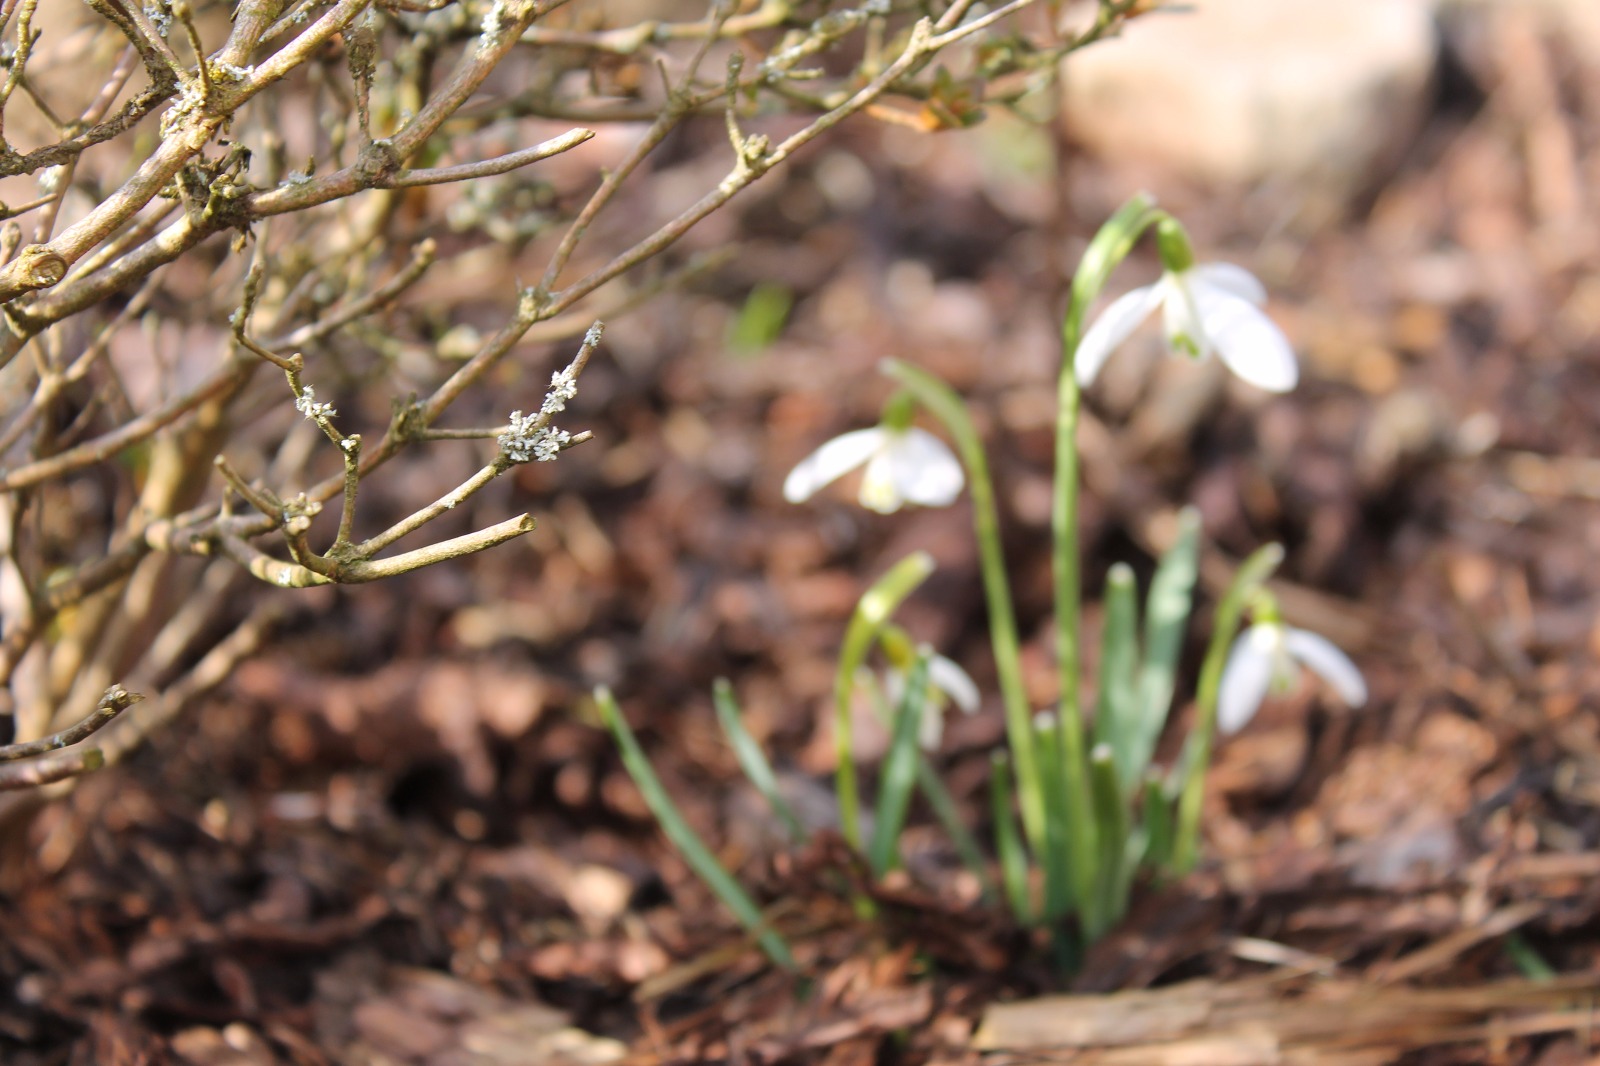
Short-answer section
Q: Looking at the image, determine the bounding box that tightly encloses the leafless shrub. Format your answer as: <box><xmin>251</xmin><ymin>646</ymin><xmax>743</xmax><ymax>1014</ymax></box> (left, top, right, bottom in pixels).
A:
<box><xmin>0</xmin><ymin>0</ymin><xmax>1144</xmax><ymax>801</ymax></box>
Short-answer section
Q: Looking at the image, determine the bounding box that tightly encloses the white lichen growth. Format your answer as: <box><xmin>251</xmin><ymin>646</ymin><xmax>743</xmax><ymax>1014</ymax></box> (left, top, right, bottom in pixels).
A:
<box><xmin>478</xmin><ymin>0</ymin><xmax>514</xmax><ymax>57</ymax></box>
<box><xmin>295</xmin><ymin>386</ymin><xmax>337</xmax><ymax>423</ymax></box>
<box><xmin>534</xmin><ymin>427</ymin><xmax>571</xmax><ymax>461</ymax></box>
<box><xmin>144</xmin><ymin>0</ymin><xmax>173</xmax><ymax>36</ymax></box>
<box><xmin>497</xmin><ymin>331</ymin><xmax>590</xmax><ymax>464</ymax></box>
<box><xmin>497</xmin><ymin>411</ymin><xmax>570</xmax><ymax>464</ymax></box>
<box><xmin>541</xmin><ymin>365</ymin><xmax>578</xmax><ymax>417</ymax></box>
<box><xmin>210</xmin><ymin>62</ymin><xmax>253</xmax><ymax>83</ymax></box>
<box><xmin>37</xmin><ymin>165</ymin><xmax>66</xmax><ymax>195</ymax></box>
<box><xmin>159</xmin><ymin>80</ymin><xmax>206</xmax><ymax>137</ymax></box>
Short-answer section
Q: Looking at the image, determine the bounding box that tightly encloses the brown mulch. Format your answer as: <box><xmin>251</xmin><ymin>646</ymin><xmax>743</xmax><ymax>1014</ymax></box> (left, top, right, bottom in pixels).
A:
<box><xmin>4</xmin><ymin>6</ymin><xmax>1600</xmax><ymax>1064</ymax></box>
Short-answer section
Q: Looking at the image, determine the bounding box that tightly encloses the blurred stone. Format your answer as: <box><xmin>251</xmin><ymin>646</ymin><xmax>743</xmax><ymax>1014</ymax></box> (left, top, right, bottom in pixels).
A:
<box><xmin>1445</xmin><ymin>0</ymin><xmax>1600</xmax><ymax>54</ymax></box>
<box><xmin>1063</xmin><ymin>0</ymin><xmax>1436</xmax><ymax>207</ymax></box>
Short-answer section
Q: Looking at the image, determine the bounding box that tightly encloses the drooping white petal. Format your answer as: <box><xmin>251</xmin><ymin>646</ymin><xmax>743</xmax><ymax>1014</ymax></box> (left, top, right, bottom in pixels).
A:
<box><xmin>858</xmin><ymin>447</ymin><xmax>906</xmax><ymax>513</ymax></box>
<box><xmin>918</xmin><ymin>696</ymin><xmax>944</xmax><ymax>751</ymax></box>
<box><xmin>1216</xmin><ymin>625</ymin><xmax>1279</xmax><ymax>734</ymax></box>
<box><xmin>783</xmin><ymin>427</ymin><xmax>887</xmax><ymax>504</ymax></box>
<box><xmin>1283</xmin><ymin>627</ymin><xmax>1367</xmax><ymax>707</ymax></box>
<box><xmin>879</xmin><ymin>427</ymin><xmax>964</xmax><ymax>509</ymax></box>
<box><xmin>1190</xmin><ymin>262</ymin><xmax>1267</xmax><ymax>306</ymax></box>
<box><xmin>1074</xmin><ymin>283</ymin><xmax>1162</xmax><ymax>385</ymax></box>
<box><xmin>928</xmin><ymin>653</ymin><xmax>980</xmax><ymax>714</ymax></box>
<box><xmin>879</xmin><ymin>664</ymin><xmax>944</xmax><ymax>750</ymax></box>
<box><xmin>1194</xmin><ymin>288</ymin><xmax>1299</xmax><ymax>392</ymax></box>
<box><xmin>1159</xmin><ymin>273</ymin><xmax>1207</xmax><ymax>358</ymax></box>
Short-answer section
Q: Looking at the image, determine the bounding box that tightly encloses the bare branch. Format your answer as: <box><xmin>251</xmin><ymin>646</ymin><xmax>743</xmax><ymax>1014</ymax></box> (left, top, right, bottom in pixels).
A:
<box><xmin>0</xmin><ymin>685</ymin><xmax>142</xmax><ymax>763</ymax></box>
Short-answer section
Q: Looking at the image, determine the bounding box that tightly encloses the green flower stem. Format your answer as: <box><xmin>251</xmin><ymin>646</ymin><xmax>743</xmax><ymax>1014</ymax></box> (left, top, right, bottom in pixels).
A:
<box><xmin>596</xmin><ymin>687</ymin><xmax>796</xmax><ymax>970</ymax></box>
<box><xmin>1054</xmin><ymin>193</ymin><xmax>1169</xmax><ymax>912</ymax></box>
<box><xmin>880</xmin><ymin>358</ymin><xmax>1045</xmax><ymax>858</ymax></box>
<box><xmin>833</xmin><ymin>551</ymin><xmax>936</xmax><ymax>852</ymax></box>
<box><xmin>1170</xmin><ymin>543</ymin><xmax>1283</xmax><ymax>873</ymax></box>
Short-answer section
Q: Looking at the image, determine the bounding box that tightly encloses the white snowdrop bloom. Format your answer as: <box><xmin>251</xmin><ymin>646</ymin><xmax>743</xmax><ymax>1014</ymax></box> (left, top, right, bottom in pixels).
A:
<box><xmin>783</xmin><ymin>426</ymin><xmax>963</xmax><ymax>514</ymax></box>
<box><xmin>1217</xmin><ymin>623</ymin><xmax>1367</xmax><ymax>735</ymax></box>
<box><xmin>884</xmin><ymin>652</ymin><xmax>981</xmax><ymax>750</ymax></box>
<box><xmin>1076</xmin><ymin>263</ymin><xmax>1298</xmax><ymax>393</ymax></box>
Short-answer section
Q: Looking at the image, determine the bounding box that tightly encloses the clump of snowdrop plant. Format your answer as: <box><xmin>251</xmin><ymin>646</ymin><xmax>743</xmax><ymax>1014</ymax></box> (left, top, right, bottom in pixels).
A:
<box><xmin>600</xmin><ymin>194</ymin><xmax>1366</xmax><ymax>967</ymax></box>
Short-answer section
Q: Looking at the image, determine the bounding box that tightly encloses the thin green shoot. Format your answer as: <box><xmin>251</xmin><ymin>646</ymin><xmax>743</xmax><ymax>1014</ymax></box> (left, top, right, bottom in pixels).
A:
<box><xmin>595</xmin><ymin>686</ymin><xmax>797</xmax><ymax>970</ymax></box>
<box><xmin>712</xmin><ymin>678</ymin><xmax>804</xmax><ymax>844</ymax></box>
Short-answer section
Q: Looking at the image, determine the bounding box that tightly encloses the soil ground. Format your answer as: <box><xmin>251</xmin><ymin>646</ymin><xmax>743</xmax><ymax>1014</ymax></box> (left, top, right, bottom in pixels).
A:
<box><xmin>3</xmin><ymin>8</ymin><xmax>1599</xmax><ymax>1064</ymax></box>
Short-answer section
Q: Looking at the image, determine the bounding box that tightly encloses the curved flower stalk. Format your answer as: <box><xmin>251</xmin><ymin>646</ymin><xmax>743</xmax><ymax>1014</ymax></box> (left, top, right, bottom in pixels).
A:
<box><xmin>1217</xmin><ymin>622</ymin><xmax>1367</xmax><ymax>735</ymax></box>
<box><xmin>1075</xmin><ymin>221</ymin><xmax>1299</xmax><ymax>393</ymax></box>
<box><xmin>783</xmin><ymin>424</ymin><xmax>964</xmax><ymax>514</ymax></box>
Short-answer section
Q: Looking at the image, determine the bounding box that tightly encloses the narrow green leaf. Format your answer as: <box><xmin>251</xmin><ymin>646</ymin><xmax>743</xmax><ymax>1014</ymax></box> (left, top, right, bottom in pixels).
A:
<box><xmin>1504</xmin><ymin>933</ymin><xmax>1557</xmax><ymax>982</ymax></box>
<box><xmin>862</xmin><ymin>674</ymin><xmax>996</xmax><ymax>902</ymax></box>
<box><xmin>1086</xmin><ymin>743</ymin><xmax>1129</xmax><ymax>939</ymax></box>
<box><xmin>1033</xmin><ymin>713</ymin><xmax>1072</xmax><ymax>922</ymax></box>
<box><xmin>1128</xmin><ymin>507</ymin><xmax>1202</xmax><ymax>786</ymax></box>
<box><xmin>1093</xmin><ymin>562</ymin><xmax>1141</xmax><ymax>783</ymax></box>
<box><xmin>990</xmin><ymin>752</ymin><xmax>1034</xmax><ymax>925</ymax></box>
<box><xmin>596</xmin><ymin>687</ymin><xmax>796</xmax><ymax>970</ymax></box>
<box><xmin>869</xmin><ymin>652</ymin><xmax>930</xmax><ymax>878</ymax></box>
<box><xmin>1141</xmin><ymin>770</ymin><xmax>1175</xmax><ymax>874</ymax></box>
<box><xmin>912</xmin><ymin>756</ymin><xmax>996</xmax><ymax>903</ymax></box>
<box><xmin>712</xmin><ymin>678</ymin><xmax>804</xmax><ymax>844</ymax></box>
<box><xmin>727</xmin><ymin>281</ymin><xmax>793</xmax><ymax>356</ymax></box>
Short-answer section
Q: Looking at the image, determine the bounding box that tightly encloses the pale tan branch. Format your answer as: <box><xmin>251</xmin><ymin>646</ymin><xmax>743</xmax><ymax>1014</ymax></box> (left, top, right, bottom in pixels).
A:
<box><xmin>247</xmin><ymin>128</ymin><xmax>594</xmax><ymax>216</ymax></box>
<box><xmin>0</xmin><ymin>359</ymin><xmax>246</xmax><ymax>492</ymax></box>
<box><xmin>391</xmin><ymin>130</ymin><xmax>597</xmax><ymax>187</ymax></box>
<box><xmin>0</xmin><ymin>685</ymin><xmax>142</xmax><ymax>763</ymax></box>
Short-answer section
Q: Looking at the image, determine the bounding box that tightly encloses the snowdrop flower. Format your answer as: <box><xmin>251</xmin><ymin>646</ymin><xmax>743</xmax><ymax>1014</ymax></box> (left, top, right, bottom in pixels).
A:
<box><xmin>1076</xmin><ymin>222</ymin><xmax>1297</xmax><ymax>393</ymax></box>
<box><xmin>1217</xmin><ymin>622</ymin><xmax>1367</xmax><ymax>735</ymax></box>
<box><xmin>883</xmin><ymin>652</ymin><xmax>980</xmax><ymax>750</ymax></box>
<box><xmin>783</xmin><ymin>425</ymin><xmax>963</xmax><ymax>514</ymax></box>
